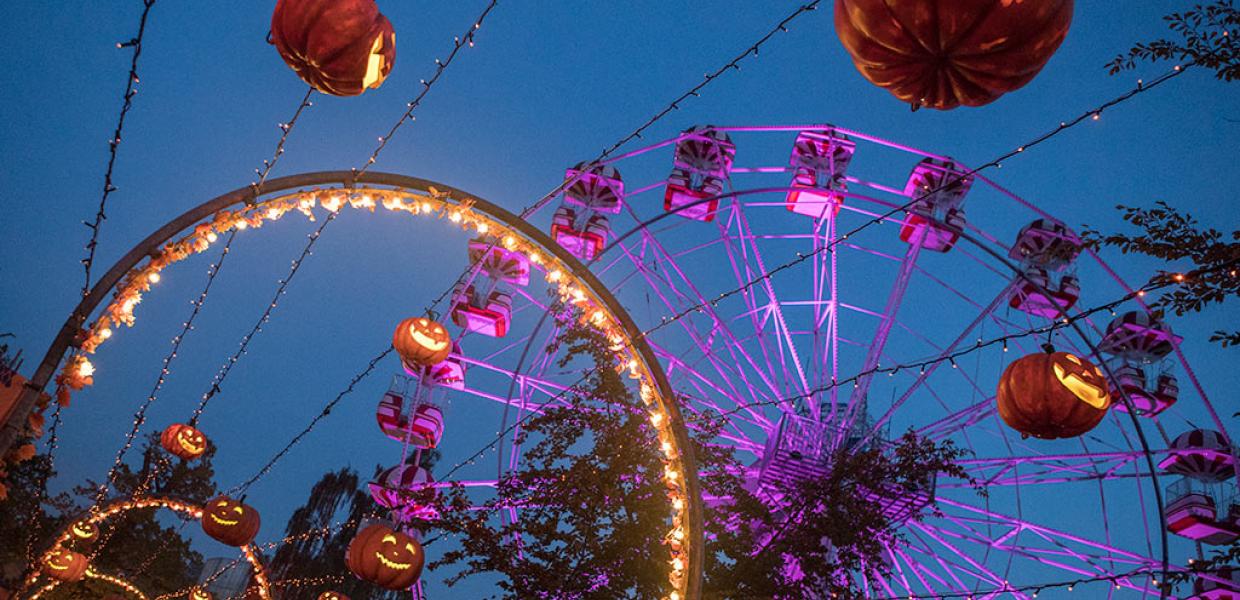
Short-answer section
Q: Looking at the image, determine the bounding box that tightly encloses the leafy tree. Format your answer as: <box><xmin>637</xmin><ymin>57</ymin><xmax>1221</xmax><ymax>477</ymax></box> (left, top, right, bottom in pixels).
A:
<box><xmin>1107</xmin><ymin>1</ymin><xmax>1239</xmax><ymax>81</ymax></box>
<box><xmin>428</xmin><ymin>321</ymin><xmax>974</xmax><ymax>599</ymax></box>
<box><xmin>1083</xmin><ymin>202</ymin><xmax>1240</xmax><ymax>347</ymax></box>
<box><xmin>0</xmin><ymin>442</ymin><xmax>74</xmax><ymax>592</ymax></box>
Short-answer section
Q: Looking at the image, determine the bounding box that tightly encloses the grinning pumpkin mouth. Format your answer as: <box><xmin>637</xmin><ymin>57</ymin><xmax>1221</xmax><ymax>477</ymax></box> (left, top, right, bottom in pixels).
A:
<box><xmin>46</xmin><ymin>559</ymin><xmax>70</xmax><ymax>571</ymax></box>
<box><xmin>72</xmin><ymin>524</ymin><xmax>94</xmax><ymax>538</ymax></box>
<box><xmin>362</xmin><ymin>34</ymin><xmax>387</xmax><ymax>89</ymax></box>
<box><xmin>1053</xmin><ymin>363</ymin><xmax>1109</xmax><ymax>409</ymax></box>
<box><xmin>375</xmin><ymin>552</ymin><xmax>412</xmax><ymax>570</ymax></box>
<box><xmin>210</xmin><ymin>514</ymin><xmax>240</xmax><ymax>526</ymax></box>
<box><xmin>409</xmin><ymin>326</ymin><xmax>448</xmax><ymax>351</ymax></box>
<box><xmin>178</xmin><ymin>435</ymin><xmax>204</xmax><ymax>453</ymax></box>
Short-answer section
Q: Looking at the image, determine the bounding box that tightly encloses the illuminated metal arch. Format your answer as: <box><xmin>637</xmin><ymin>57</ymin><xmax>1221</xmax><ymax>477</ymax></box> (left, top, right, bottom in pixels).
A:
<box><xmin>6</xmin><ymin>171</ymin><xmax>705</xmax><ymax>600</ymax></box>
<box><xmin>30</xmin><ymin>567</ymin><xmax>150</xmax><ymax>600</ymax></box>
<box><xmin>28</xmin><ymin>497</ymin><xmax>269</xmax><ymax>600</ymax></box>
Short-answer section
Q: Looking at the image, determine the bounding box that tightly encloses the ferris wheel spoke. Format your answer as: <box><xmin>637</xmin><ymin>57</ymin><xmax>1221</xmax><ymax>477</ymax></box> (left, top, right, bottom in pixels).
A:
<box><xmin>932</xmin><ymin>499</ymin><xmax>1165</xmax><ymax>576</ymax></box>
<box><xmin>901</xmin><ymin>528</ymin><xmax>992</xmax><ymax>595</ymax></box>
<box><xmin>614</xmin><ymin>229</ymin><xmax>791</xmax><ymax>410</ymax></box>
<box><xmin>904</xmin><ymin>520</ymin><xmax>1025</xmax><ymax>598</ymax></box>
<box><xmin>888</xmin><ymin>541</ymin><xmax>975</xmax><ymax>598</ymax></box>
<box><xmin>946</xmin><ymin>451</ymin><xmax>1162</xmax><ymax>488</ymax></box>
<box><xmin>724</xmin><ymin>201</ymin><xmax>812</xmax><ymax>400</ymax></box>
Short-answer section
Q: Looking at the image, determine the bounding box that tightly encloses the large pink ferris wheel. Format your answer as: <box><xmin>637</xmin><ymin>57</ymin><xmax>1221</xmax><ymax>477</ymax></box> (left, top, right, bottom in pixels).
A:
<box><xmin>516</xmin><ymin>123</ymin><xmax>1239</xmax><ymax>598</ymax></box>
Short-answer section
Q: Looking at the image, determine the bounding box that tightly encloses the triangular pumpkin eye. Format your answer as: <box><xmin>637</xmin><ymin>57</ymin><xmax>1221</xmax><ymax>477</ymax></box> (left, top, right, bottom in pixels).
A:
<box><xmin>1064</xmin><ymin>354</ymin><xmax>1081</xmax><ymax>365</ymax></box>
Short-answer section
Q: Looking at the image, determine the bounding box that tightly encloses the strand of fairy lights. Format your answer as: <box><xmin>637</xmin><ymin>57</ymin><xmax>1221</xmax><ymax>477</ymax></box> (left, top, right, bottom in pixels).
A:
<box><xmin>78</xmin><ymin>88</ymin><xmax>319</xmax><ymax>581</ymax></box>
<box><xmin>79</xmin><ymin>0</ymin><xmax>157</xmax><ymax>299</ymax></box>
<box><xmin>423</xmin><ymin>0</ymin><xmax>822</xmax><ymax>315</ymax></box>
<box><xmin>353</xmin><ymin>0</ymin><xmax>498</xmax><ymax>179</ymax></box>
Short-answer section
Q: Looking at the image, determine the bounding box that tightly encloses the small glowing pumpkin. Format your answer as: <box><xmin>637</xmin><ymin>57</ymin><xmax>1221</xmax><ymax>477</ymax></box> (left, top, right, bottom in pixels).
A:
<box><xmin>345</xmin><ymin>524</ymin><xmax>425</xmax><ymax>590</ymax></box>
<box><xmin>190</xmin><ymin>587</ymin><xmax>215</xmax><ymax>600</ymax></box>
<box><xmin>318</xmin><ymin>592</ymin><xmax>349</xmax><ymax>600</ymax></box>
<box><xmin>160</xmin><ymin>423</ymin><xmax>208</xmax><ymax>460</ymax></box>
<box><xmin>997</xmin><ymin>351</ymin><xmax>1110</xmax><ymax>439</ymax></box>
<box><xmin>393</xmin><ymin>318</ymin><xmax>452</xmax><ymax>368</ymax></box>
<box><xmin>271</xmin><ymin>0</ymin><xmax>397</xmax><ymax>97</ymax></box>
<box><xmin>201</xmin><ymin>496</ymin><xmax>261</xmax><ymax>547</ymax></box>
<box><xmin>70</xmin><ymin>519</ymin><xmax>99</xmax><ymax>546</ymax></box>
<box><xmin>43</xmin><ymin>547</ymin><xmax>88</xmax><ymax>582</ymax></box>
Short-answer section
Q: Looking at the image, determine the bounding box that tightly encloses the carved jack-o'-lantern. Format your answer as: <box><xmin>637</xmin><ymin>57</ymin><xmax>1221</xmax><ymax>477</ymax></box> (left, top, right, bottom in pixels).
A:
<box><xmin>160</xmin><ymin>423</ymin><xmax>208</xmax><ymax>460</ymax></box>
<box><xmin>70</xmin><ymin>519</ymin><xmax>99</xmax><ymax>546</ymax></box>
<box><xmin>345</xmin><ymin>524</ymin><xmax>425</xmax><ymax>590</ymax></box>
<box><xmin>201</xmin><ymin>496</ymin><xmax>261</xmax><ymax>547</ymax></box>
<box><xmin>393</xmin><ymin>318</ymin><xmax>453</xmax><ymax>368</ymax></box>
<box><xmin>318</xmin><ymin>592</ymin><xmax>349</xmax><ymax>600</ymax></box>
<box><xmin>43</xmin><ymin>547</ymin><xmax>88</xmax><ymax>582</ymax></box>
<box><xmin>997</xmin><ymin>351</ymin><xmax>1111</xmax><ymax>440</ymax></box>
<box><xmin>191</xmin><ymin>587</ymin><xmax>215</xmax><ymax>600</ymax></box>
<box><xmin>270</xmin><ymin>0</ymin><xmax>397</xmax><ymax>97</ymax></box>
<box><xmin>835</xmin><ymin>0</ymin><xmax>1074</xmax><ymax>110</ymax></box>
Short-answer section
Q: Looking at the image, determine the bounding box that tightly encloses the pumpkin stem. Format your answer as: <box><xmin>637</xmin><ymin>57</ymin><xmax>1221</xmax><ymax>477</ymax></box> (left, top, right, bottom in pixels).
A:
<box><xmin>1041</xmin><ymin>342</ymin><xmax>1056</xmax><ymax>354</ymax></box>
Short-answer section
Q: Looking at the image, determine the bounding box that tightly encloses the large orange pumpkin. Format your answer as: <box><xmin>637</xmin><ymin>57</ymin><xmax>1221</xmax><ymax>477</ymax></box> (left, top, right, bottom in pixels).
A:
<box><xmin>201</xmin><ymin>496</ymin><xmax>262</xmax><ymax>547</ymax></box>
<box><xmin>160</xmin><ymin>422</ymin><xmax>208</xmax><ymax>460</ymax></box>
<box><xmin>43</xmin><ymin>548</ymin><xmax>88</xmax><ymax>582</ymax></box>
<box><xmin>270</xmin><ymin>0</ymin><xmax>397</xmax><ymax>97</ymax></box>
<box><xmin>393</xmin><ymin>317</ymin><xmax>453</xmax><ymax>368</ymax></box>
<box><xmin>997</xmin><ymin>351</ymin><xmax>1110</xmax><ymax>439</ymax></box>
<box><xmin>835</xmin><ymin>0</ymin><xmax>1074</xmax><ymax>110</ymax></box>
<box><xmin>345</xmin><ymin>523</ymin><xmax>425</xmax><ymax>590</ymax></box>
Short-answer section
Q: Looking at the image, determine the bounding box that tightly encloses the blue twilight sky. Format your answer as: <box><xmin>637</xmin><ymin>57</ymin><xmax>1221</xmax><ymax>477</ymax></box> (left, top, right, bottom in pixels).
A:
<box><xmin>1</xmin><ymin>2</ymin><xmax>1238</xmax><ymax>598</ymax></box>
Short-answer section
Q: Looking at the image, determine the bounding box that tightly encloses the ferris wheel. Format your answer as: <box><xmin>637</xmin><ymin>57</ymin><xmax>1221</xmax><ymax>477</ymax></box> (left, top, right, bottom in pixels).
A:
<box><xmin>517</xmin><ymin>123</ymin><xmax>1239</xmax><ymax>598</ymax></box>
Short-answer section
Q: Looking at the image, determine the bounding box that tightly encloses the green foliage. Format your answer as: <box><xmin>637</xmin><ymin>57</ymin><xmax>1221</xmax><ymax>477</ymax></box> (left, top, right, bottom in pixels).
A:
<box><xmin>0</xmin><ymin>442</ymin><xmax>73</xmax><ymax>590</ymax></box>
<box><xmin>1083</xmin><ymin>201</ymin><xmax>1240</xmax><ymax>347</ymax></box>
<box><xmin>427</xmin><ymin>321</ymin><xmax>976</xmax><ymax>599</ymax></box>
<box><xmin>1107</xmin><ymin>1</ymin><xmax>1240</xmax><ymax>81</ymax></box>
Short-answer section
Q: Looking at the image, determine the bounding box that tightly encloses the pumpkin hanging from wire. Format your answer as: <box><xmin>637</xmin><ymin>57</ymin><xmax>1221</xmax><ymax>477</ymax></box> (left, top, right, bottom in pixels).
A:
<box><xmin>996</xmin><ymin>350</ymin><xmax>1110</xmax><ymax>440</ymax></box>
<box><xmin>393</xmin><ymin>317</ymin><xmax>453</xmax><ymax>368</ymax></box>
<box><xmin>834</xmin><ymin>0</ymin><xmax>1074</xmax><ymax>110</ymax></box>
<box><xmin>270</xmin><ymin>0</ymin><xmax>397</xmax><ymax>97</ymax></box>
<box><xmin>160</xmin><ymin>422</ymin><xmax>208</xmax><ymax>460</ymax></box>
<box><xmin>201</xmin><ymin>496</ymin><xmax>262</xmax><ymax>547</ymax></box>
<box><xmin>345</xmin><ymin>523</ymin><xmax>425</xmax><ymax>590</ymax></box>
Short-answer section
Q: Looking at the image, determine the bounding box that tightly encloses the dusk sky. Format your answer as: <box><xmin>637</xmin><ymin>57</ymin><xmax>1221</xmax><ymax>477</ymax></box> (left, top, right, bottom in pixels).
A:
<box><xmin>1</xmin><ymin>2</ymin><xmax>1238</xmax><ymax>598</ymax></box>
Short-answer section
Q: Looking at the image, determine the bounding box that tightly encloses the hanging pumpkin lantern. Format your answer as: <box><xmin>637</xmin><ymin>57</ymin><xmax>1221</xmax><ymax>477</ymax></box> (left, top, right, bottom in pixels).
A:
<box><xmin>43</xmin><ymin>548</ymin><xmax>88</xmax><ymax>582</ymax></box>
<box><xmin>190</xmin><ymin>588</ymin><xmax>215</xmax><ymax>600</ymax></box>
<box><xmin>393</xmin><ymin>317</ymin><xmax>453</xmax><ymax>368</ymax></box>
<box><xmin>160</xmin><ymin>423</ymin><xmax>208</xmax><ymax>460</ymax></box>
<box><xmin>345</xmin><ymin>523</ymin><xmax>425</xmax><ymax>590</ymax></box>
<box><xmin>318</xmin><ymin>592</ymin><xmax>350</xmax><ymax>600</ymax></box>
<box><xmin>201</xmin><ymin>496</ymin><xmax>261</xmax><ymax>547</ymax></box>
<box><xmin>835</xmin><ymin>0</ymin><xmax>1074</xmax><ymax>110</ymax></box>
<box><xmin>997</xmin><ymin>351</ymin><xmax>1110</xmax><ymax>439</ymax></box>
<box><xmin>270</xmin><ymin>0</ymin><xmax>397</xmax><ymax>97</ymax></box>
<box><xmin>69</xmin><ymin>519</ymin><xmax>99</xmax><ymax>547</ymax></box>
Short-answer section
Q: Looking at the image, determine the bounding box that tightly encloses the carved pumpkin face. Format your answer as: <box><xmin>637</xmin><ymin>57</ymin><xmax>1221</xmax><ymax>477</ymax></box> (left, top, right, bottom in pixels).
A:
<box><xmin>44</xmin><ymin>548</ymin><xmax>88</xmax><ymax>582</ymax></box>
<box><xmin>1051</xmin><ymin>353</ymin><xmax>1110</xmax><ymax>409</ymax></box>
<box><xmin>270</xmin><ymin>0</ymin><xmax>397</xmax><ymax>97</ymax></box>
<box><xmin>201</xmin><ymin>496</ymin><xmax>261</xmax><ymax>547</ymax></box>
<box><xmin>997</xmin><ymin>351</ymin><xmax>1110</xmax><ymax>440</ymax></box>
<box><xmin>318</xmin><ymin>592</ymin><xmax>349</xmax><ymax>600</ymax></box>
<box><xmin>70</xmin><ymin>519</ymin><xmax>99</xmax><ymax>545</ymax></box>
<box><xmin>345</xmin><ymin>524</ymin><xmax>425</xmax><ymax>590</ymax></box>
<box><xmin>191</xmin><ymin>587</ymin><xmax>214</xmax><ymax>600</ymax></box>
<box><xmin>393</xmin><ymin>317</ymin><xmax>453</xmax><ymax>368</ymax></box>
<box><xmin>160</xmin><ymin>423</ymin><xmax>208</xmax><ymax>460</ymax></box>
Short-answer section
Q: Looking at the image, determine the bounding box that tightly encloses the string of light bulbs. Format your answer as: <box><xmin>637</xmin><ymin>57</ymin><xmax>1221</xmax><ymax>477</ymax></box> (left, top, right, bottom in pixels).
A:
<box><xmin>423</xmin><ymin>0</ymin><xmax>823</xmax><ymax>316</ymax></box>
<box><xmin>79</xmin><ymin>0</ymin><xmax>158</xmax><ymax>300</ymax></box>
<box><xmin>352</xmin><ymin>0</ymin><xmax>499</xmax><ymax>180</ymax></box>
